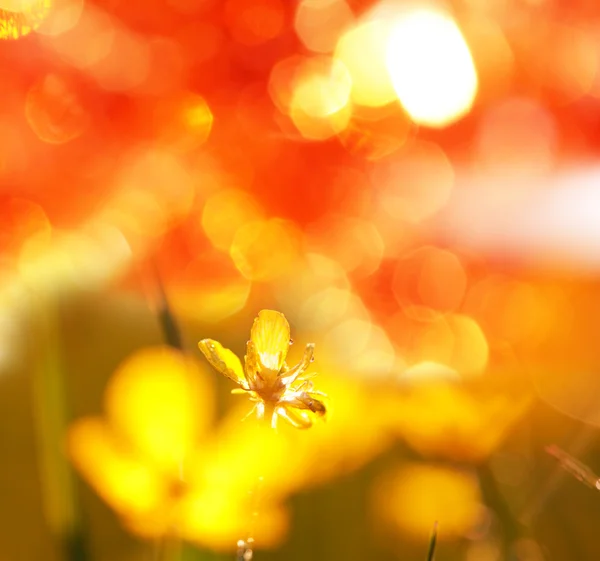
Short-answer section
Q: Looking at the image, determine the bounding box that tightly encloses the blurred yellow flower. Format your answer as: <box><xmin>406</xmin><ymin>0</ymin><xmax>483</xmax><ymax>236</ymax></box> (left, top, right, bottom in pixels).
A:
<box><xmin>384</xmin><ymin>363</ymin><xmax>530</xmax><ymax>461</ymax></box>
<box><xmin>68</xmin><ymin>346</ymin><xmax>288</xmax><ymax>550</ymax></box>
<box><xmin>199</xmin><ymin>310</ymin><xmax>327</xmax><ymax>429</ymax></box>
<box><xmin>372</xmin><ymin>463</ymin><xmax>483</xmax><ymax>540</ymax></box>
<box><xmin>277</xmin><ymin>375</ymin><xmax>393</xmax><ymax>487</ymax></box>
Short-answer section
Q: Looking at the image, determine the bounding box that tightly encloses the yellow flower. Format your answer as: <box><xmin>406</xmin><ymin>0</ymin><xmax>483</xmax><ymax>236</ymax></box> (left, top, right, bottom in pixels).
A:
<box><xmin>382</xmin><ymin>362</ymin><xmax>531</xmax><ymax>461</ymax></box>
<box><xmin>198</xmin><ymin>309</ymin><xmax>326</xmax><ymax>429</ymax></box>
<box><xmin>372</xmin><ymin>463</ymin><xmax>484</xmax><ymax>540</ymax></box>
<box><xmin>68</xmin><ymin>346</ymin><xmax>288</xmax><ymax>550</ymax></box>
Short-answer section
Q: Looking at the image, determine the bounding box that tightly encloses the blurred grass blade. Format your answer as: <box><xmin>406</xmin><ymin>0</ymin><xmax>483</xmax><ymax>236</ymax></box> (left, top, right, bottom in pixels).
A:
<box><xmin>141</xmin><ymin>261</ymin><xmax>183</xmax><ymax>351</ymax></box>
<box><xmin>157</xmin><ymin>293</ymin><xmax>183</xmax><ymax>351</ymax></box>
<box><xmin>426</xmin><ymin>521</ymin><xmax>438</xmax><ymax>561</ymax></box>
<box><xmin>546</xmin><ymin>444</ymin><xmax>600</xmax><ymax>490</ymax></box>
<box><xmin>154</xmin><ymin>264</ymin><xmax>183</xmax><ymax>350</ymax></box>
<box><xmin>521</xmin><ymin>427</ymin><xmax>596</xmax><ymax>524</ymax></box>
<box><xmin>32</xmin><ymin>298</ymin><xmax>88</xmax><ymax>561</ymax></box>
<box><xmin>144</xmin><ymin>265</ymin><xmax>185</xmax><ymax>561</ymax></box>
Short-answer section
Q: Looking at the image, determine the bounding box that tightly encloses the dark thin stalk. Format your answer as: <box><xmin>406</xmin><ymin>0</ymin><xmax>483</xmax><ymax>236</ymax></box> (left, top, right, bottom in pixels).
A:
<box><xmin>477</xmin><ymin>463</ymin><xmax>522</xmax><ymax>552</ymax></box>
<box><xmin>426</xmin><ymin>521</ymin><xmax>438</xmax><ymax>561</ymax></box>
<box><xmin>144</xmin><ymin>264</ymin><xmax>258</xmax><ymax>561</ymax></box>
<box><xmin>545</xmin><ymin>444</ymin><xmax>600</xmax><ymax>490</ymax></box>
<box><xmin>521</xmin><ymin>426</ymin><xmax>597</xmax><ymax>525</ymax></box>
<box><xmin>143</xmin><ymin>263</ymin><xmax>188</xmax><ymax>561</ymax></box>
<box><xmin>151</xmin><ymin>262</ymin><xmax>184</xmax><ymax>351</ymax></box>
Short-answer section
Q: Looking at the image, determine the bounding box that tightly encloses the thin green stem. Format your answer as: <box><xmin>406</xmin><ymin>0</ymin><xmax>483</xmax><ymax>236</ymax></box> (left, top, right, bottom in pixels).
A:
<box><xmin>426</xmin><ymin>521</ymin><xmax>438</xmax><ymax>561</ymax></box>
<box><xmin>521</xmin><ymin>425</ymin><xmax>597</xmax><ymax>525</ymax></box>
<box><xmin>143</xmin><ymin>263</ymin><xmax>187</xmax><ymax>561</ymax></box>
<box><xmin>154</xmin><ymin>535</ymin><xmax>185</xmax><ymax>561</ymax></box>
<box><xmin>150</xmin><ymin>262</ymin><xmax>184</xmax><ymax>351</ymax></box>
<box><xmin>477</xmin><ymin>462</ymin><xmax>522</xmax><ymax>556</ymax></box>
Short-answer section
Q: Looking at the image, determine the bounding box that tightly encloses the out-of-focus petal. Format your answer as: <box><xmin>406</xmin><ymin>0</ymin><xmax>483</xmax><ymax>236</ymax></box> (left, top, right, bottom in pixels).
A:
<box><xmin>386</xmin><ymin>383</ymin><xmax>530</xmax><ymax>461</ymax></box>
<box><xmin>372</xmin><ymin>463</ymin><xmax>483</xmax><ymax>539</ymax></box>
<box><xmin>104</xmin><ymin>346</ymin><xmax>214</xmax><ymax>474</ymax></box>
<box><xmin>276</xmin><ymin>377</ymin><xmax>393</xmax><ymax>487</ymax></box>
<box><xmin>68</xmin><ymin>418</ymin><xmax>168</xmax><ymax>518</ymax></box>
<box><xmin>244</xmin><ymin>340</ymin><xmax>261</xmax><ymax>385</ymax></box>
<box><xmin>285</xmin><ymin>343</ymin><xmax>314</xmax><ymax>374</ymax></box>
<box><xmin>180</xmin><ymin>490</ymin><xmax>289</xmax><ymax>551</ymax></box>
<box><xmin>250</xmin><ymin>310</ymin><xmax>291</xmax><ymax>373</ymax></box>
<box><xmin>198</xmin><ymin>339</ymin><xmax>246</xmax><ymax>387</ymax></box>
<box><xmin>277</xmin><ymin>405</ymin><xmax>313</xmax><ymax>429</ymax></box>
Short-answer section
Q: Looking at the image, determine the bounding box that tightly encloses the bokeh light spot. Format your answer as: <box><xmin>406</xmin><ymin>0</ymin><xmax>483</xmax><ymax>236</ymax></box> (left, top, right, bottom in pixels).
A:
<box><xmin>178</xmin><ymin>94</ymin><xmax>213</xmax><ymax>147</ymax></box>
<box><xmin>299</xmin><ymin>286</ymin><xmax>352</xmax><ymax>330</ymax></box>
<box><xmin>401</xmin><ymin>361</ymin><xmax>460</xmax><ymax>384</ymax></box>
<box><xmin>268</xmin><ymin>55</ymin><xmax>305</xmax><ymax>114</ymax></box>
<box><xmin>446</xmin><ymin>314</ymin><xmax>488</xmax><ymax>376</ymax></box>
<box><xmin>461</xmin><ymin>15</ymin><xmax>513</xmax><ymax>102</ymax></box>
<box><xmin>306</xmin><ymin>214</ymin><xmax>384</xmax><ymax>277</ymax></box>
<box><xmin>402</xmin><ymin>312</ymin><xmax>455</xmax><ymax>367</ymax></box>
<box><xmin>386</xmin><ymin>8</ymin><xmax>478</xmax><ymax>127</ymax></box>
<box><xmin>102</xmin><ymin>149</ymin><xmax>195</xmax><ymax>250</ymax></box>
<box><xmin>350</xmin><ymin>323</ymin><xmax>396</xmax><ymax>377</ymax></box>
<box><xmin>166</xmin><ymin>251</ymin><xmax>251</xmax><ymax>324</ymax></box>
<box><xmin>88</xmin><ymin>27</ymin><xmax>151</xmax><ymax>92</ymax></box>
<box><xmin>274</xmin><ymin>252</ymin><xmax>351</xmax><ymax>325</ymax></box>
<box><xmin>464</xmin><ymin>276</ymin><xmax>551</xmax><ymax>345</ymax></box>
<box><xmin>387</xmin><ymin>310</ymin><xmax>487</xmax><ymax>377</ymax></box>
<box><xmin>289</xmin><ymin>56</ymin><xmax>353</xmax><ymax>140</ymax></box>
<box><xmin>295</xmin><ymin>0</ymin><xmax>354</xmax><ymax>54</ymax></box>
<box><xmin>335</xmin><ymin>18</ymin><xmax>397</xmax><ymax>107</ymax></box>
<box><xmin>175</xmin><ymin>20</ymin><xmax>223</xmax><ymax>65</ymax></box>
<box><xmin>392</xmin><ymin>246</ymin><xmax>467</xmax><ymax>312</ymax></box>
<box><xmin>372</xmin><ymin>140</ymin><xmax>454</xmax><ymax>223</ymax></box>
<box><xmin>225</xmin><ymin>0</ymin><xmax>285</xmax><ymax>46</ymax></box>
<box><xmin>0</xmin><ymin>198</ymin><xmax>52</xmax><ymax>269</ymax></box>
<box><xmin>230</xmin><ymin>218</ymin><xmax>301</xmax><ymax>281</ymax></box>
<box><xmin>373</xmin><ymin>463</ymin><xmax>483</xmax><ymax>539</ymax></box>
<box><xmin>532</xmin><ymin>23</ymin><xmax>599</xmax><ymax>103</ymax></box>
<box><xmin>339</xmin><ymin>105</ymin><xmax>412</xmax><ymax>160</ymax></box>
<box><xmin>465</xmin><ymin>541</ymin><xmax>502</xmax><ymax>561</ymax></box>
<box><xmin>35</xmin><ymin>0</ymin><xmax>83</xmax><ymax>36</ymax></box>
<box><xmin>155</xmin><ymin>93</ymin><xmax>213</xmax><ymax>152</ymax></box>
<box><xmin>45</xmin><ymin>4</ymin><xmax>115</xmax><ymax>69</ymax></box>
<box><xmin>202</xmin><ymin>188</ymin><xmax>264</xmax><ymax>252</ymax></box>
<box><xmin>25</xmin><ymin>73</ymin><xmax>89</xmax><ymax>144</ymax></box>
<box><xmin>476</xmin><ymin>97</ymin><xmax>557</xmax><ymax>177</ymax></box>
<box><xmin>324</xmin><ymin>317</ymin><xmax>373</xmax><ymax>363</ymax></box>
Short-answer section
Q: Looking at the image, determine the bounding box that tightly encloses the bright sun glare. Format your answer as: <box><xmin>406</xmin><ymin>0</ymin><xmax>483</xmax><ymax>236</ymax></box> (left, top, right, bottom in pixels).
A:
<box><xmin>386</xmin><ymin>9</ymin><xmax>478</xmax><ymax>128</ymax></box>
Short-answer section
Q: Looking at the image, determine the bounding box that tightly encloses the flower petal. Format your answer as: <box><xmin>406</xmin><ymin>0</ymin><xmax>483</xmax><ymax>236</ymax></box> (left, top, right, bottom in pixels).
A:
<box><xmin>180</xmin><ymin>490</ymin><xmax>289</xmax><ymax>550</ymax></box>
<box><xmin>105</xmin><ymin>346</ymin><xmax>213</xmax><ymax>472</ymax></box>
<box><xmin>198</xmin><ymin>339</ymin><xmax>246</xmax><ymax>387</ymax></box>
<box><xmin>250</xmin><ymin>310</ymin><xmax>291</xmax><ymax>372</ymax></box>
<box><xmin>276</xmin><ymin>405</ymin><xmax>313</xmax><ymax>429</ymax></box>
<box><xmin>280</xmin><ymin>391</ymin><xmax>327</xmax><ymax>416</ymax></box>
<box><xmin>244</xmin><ymin>340</ymin><xmax>261</xmax><ymax>384</ymax></box>
<box><xmin>281</xmin><ymin>343</ymin><xmax>315</xmax><ymax>383</ymax></box>
<box><xmin>68</xmin><ymin>418</ymin><xmax>168</xmax><ymax>518</ymax></box>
